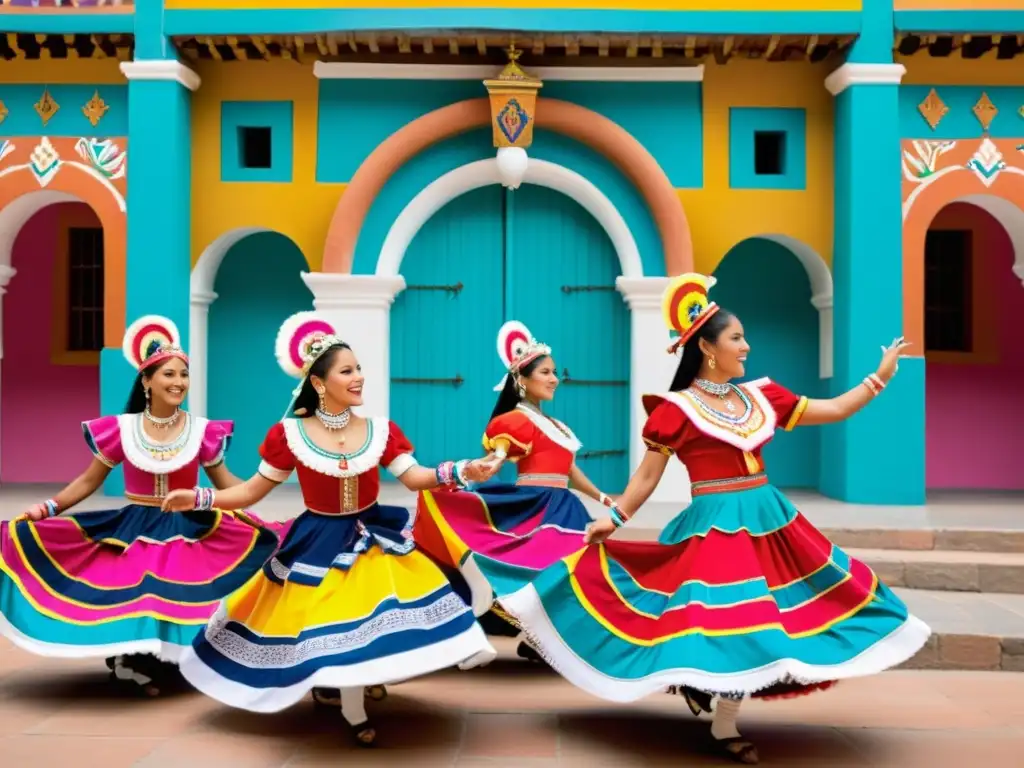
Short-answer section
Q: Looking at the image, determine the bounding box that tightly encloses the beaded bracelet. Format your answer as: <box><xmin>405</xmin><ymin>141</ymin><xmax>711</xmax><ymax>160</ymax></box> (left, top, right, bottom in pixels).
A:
<box><xmin>43</xmin><ymin>499</ymin><xmax>59</xmax><ymax>518</ymax></box>
<box><xmin>862</xmin><ymin>373</ymin><xmax>886</xmax><ymax>396</ymax></box>
<box><xmin>453</xmin><ymin>460</ymin><xmax>470</xmax><ymax>489</ymax></box>
<box><xmin>193</xmin><ymin>486</ymin><xmax>215</xmax><ymax>511</ymax></box>
<box><xmin>609</xmin><ymin>504</ymin><xmax>627</xmax><ymax>529</ymax></box>
<box><xmin>435</xmin><ymin>460</ymin><xmax>455</xmax><ymax>487</ymax></box>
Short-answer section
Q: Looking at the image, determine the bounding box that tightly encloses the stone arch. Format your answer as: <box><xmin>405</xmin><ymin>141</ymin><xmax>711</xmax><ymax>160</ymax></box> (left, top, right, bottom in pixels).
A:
<box><xmin>377</xmin><ymin>158</ymin><xmax>643</xmax><ymax>279</ymax></box>
<box><xmin>322</xmin><ymin>97</ymin><xmax>691</xmax><ymax>276</ymax></box>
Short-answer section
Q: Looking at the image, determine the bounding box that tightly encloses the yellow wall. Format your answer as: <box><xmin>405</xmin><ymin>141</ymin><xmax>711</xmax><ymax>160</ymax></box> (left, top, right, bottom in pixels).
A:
<box><xmin>0</xmin><ymin>58</ymin><xmax>126</xmax><ymax>85</ymax></box>
<box><xmin>900</xmin><ymin>55</ymin><xmax>1024</xmax><ymax>86</ymax></box>
<box><xmin>190</xmin><ymin>60</ymin><xmax>343</xmax><ymax>271</ymax></box>
<box><xmin>683</xmin><ymin>58</ymin><xmax>835</xmax><ymax>274</ymax></box>
<box><xmin>168</xmin><ymin>0</ymin><xmax>859</xmax><ymax>10</ymax></box>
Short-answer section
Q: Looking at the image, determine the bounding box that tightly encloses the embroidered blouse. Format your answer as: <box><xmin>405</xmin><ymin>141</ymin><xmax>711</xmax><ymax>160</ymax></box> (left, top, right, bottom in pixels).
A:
<box><xmin>641</xmin><ymin>378</ymin><xmax>808</xmax><ymax>482</ymax></box>
<box><xmin>481</xmin><ymin>404</ymin><xmax>581</xmax><ymax>482</ymax></box>
<box><xmin>257</xmin><ymin>418</ymin><xmax>416</xmax><ymax>514</ymax></box>
<box><xmin>82</xmin><ymin>413</ymin><xmax>233</xmax><ymax>502</ymax></box>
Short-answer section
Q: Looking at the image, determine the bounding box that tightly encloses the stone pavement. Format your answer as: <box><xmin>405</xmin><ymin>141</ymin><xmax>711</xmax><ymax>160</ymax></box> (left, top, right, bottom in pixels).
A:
<box><xmin>1</xmin><ymin>637</ymin><xmax>1023</xmax><ymax>767</ymax></box>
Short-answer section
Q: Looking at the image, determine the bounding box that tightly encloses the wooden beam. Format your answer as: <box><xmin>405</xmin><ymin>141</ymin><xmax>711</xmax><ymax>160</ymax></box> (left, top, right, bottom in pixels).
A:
<box><xmin>251</xmin><ymin>35</ymin><xmax>270</xmax><ymax>60</ymax></box>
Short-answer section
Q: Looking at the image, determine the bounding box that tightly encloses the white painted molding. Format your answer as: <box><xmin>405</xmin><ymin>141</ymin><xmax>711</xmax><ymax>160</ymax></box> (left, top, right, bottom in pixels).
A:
<box><xmin>955</xmin><ymin>194</ymin><xmax>1024</xmax><ymax>291</ymax></box>
<box><xmin>313</xmin><ymin>61</ymin><xmax>704</xmax><ymax>83</ymax></box>
<box><xmin>824</xmin><ymin>63</ymin><xmax>906</xmax><ymax>96</ymax></box>
<box><xmin>0</xmin><ymin>190</ymin><xmax>78</xmax><ymax>270</ymax></box>
<box><xmin>377</xmin><ymin>158</ymin><xmax>643</xmax><ymax>279</ymax></box>
<box><xmin>616</xmin><ymin>276</ymin><xmax>669</xmax><ymax>310</ymax></box>
<box><xmin>301</xmin><ymin>272</ymin><xmax>408</xmax><ymax>309</ymax></box>
<box><xmin>190</xmin><ymin>226</ymin><xmax>269</xmax><ymax>297</ymax></box>
<box><xmin>120</xmin><ymin>60</ymin><xmax>201</xmax><ymax>91</ymax></box>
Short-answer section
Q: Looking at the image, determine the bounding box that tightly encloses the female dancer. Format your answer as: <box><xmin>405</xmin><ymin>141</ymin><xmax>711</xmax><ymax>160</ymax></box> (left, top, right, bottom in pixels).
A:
<box><xmin>414</xmin><ymin>321</ymin><xmax>612</xmax><ymax>661</ymax></box>
<box><xmin>0</xmin><ymin>316</ymin><xmax>281</xmax><ymax>697</ymax></box>
<box><xmin>161</xmin><ymin>312</ymin><xmax>496</xmax><ymax>745</ymax></box>
<box><xmin>501</xmin><ymin>274</ymin><xmax>931</xmax><ymax>764</ymax></box>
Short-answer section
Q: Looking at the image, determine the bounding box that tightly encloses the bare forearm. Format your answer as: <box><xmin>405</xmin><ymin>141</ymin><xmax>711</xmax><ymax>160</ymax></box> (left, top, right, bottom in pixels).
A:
<box><xmin>800</xmin><ymin>378</ymin><xmax>877</xmax><ymax>426</ymax></box>
<box><xmin>568</xmin><ymin>465</ymin><xmax>602</xmax><ymax>502</ymax></box>
<box><xmin>212</xmin><ymin>474</ymin><xmax>275</xmax><ymax>509</ymax></box>
<box><xmin>53</xmin><ymin>460</ymin><xmax>110</xmax><ymax>512</ymax></box>
<box><xmin>615</xmin><ymin>452</ymin><xmax>669</xmax><ymax>519</ymax></box>
<box><xmin>205</xmin><ymin>462</ymin><xmax>244</xmax><ymax>490</ymax></box>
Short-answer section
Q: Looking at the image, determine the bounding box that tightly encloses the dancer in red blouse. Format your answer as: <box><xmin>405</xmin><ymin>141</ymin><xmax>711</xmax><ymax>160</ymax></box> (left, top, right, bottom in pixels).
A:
<box><xmin>162</xmin><ymin>312</ymin><xmax>496</xmax><ymax>745</ymax></box>
<box><xmin>500</xmin><ymin>274</ymin><xmax>931</xmax><ymax>765</ymax></box>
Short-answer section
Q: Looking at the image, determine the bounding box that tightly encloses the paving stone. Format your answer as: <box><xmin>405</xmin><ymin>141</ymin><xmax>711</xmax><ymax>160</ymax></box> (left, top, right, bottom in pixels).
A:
<box><xmin>938</xmin><ymin>634</ymin><xmax>1002</xmax><ymax>670</ymax></box>
<box><xmin>904</xmin><ymin>562</ymin><xmax>980</xmax><ymax>592</ymax></box>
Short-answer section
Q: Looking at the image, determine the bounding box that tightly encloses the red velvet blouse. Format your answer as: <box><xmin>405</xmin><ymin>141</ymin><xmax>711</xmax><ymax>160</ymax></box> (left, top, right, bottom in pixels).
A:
<box><xmin>482</xmin><ymin>404</ymin><xmax>580</xmax><ymax>485</ymax></box>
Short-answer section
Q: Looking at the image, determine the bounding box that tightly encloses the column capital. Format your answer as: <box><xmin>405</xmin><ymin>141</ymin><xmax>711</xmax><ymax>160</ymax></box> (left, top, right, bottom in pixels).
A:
<box><xmin>615</xmin><ymin>276</ymin><xmax>670</xmax><ymax>310</ymax></box>
<box><xmin>190</xmin><ymin>290</ymin><xmax>218</xmax><ymax>308</ymax></box>
<box><xmin>824</xmin><ymin>63</ymin><xmax>905</xmax><ymax>97</ymax></box>
<box><xmin>810</xmin><ymin>293</ymin><xmax>833</xmax><ymax>311</ymax></box>
<box><xmin>120</xmin><ymin>60</ymin><xmax>201</xmax><ymax>92</ymax></box>
<box><xmin>301</xmin><ymin>272</ymin><xmax>407</xmax><ymax>310</ymax></box>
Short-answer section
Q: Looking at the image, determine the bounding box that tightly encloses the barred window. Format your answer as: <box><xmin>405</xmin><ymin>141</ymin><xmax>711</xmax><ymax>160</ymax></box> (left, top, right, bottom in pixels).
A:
<box><xmin>924</xmin><ymin>228</ymin><xmax>971</xmax><ymax>354</ymax></box>
<box><xmin>66</xmin><ymin>227</ymin><xmax>104</xmax><ymax>352</ymax></box>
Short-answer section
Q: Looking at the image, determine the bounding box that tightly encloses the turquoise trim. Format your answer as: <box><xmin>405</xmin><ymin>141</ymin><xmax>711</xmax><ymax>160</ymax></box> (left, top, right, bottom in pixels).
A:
<box><xmin>133</xmin><ymin>0</ymin><xmax>172</xmax><ymax>60</ymax></box>
<box><xmin>220</xmin><ymin>100</ymin><xmax>294</xmax><ymax>183</ymax></box>
<box><xmin>163</xmin><ymin>9</ymin><xmax>863</xmax><ymax>36</ymax></box>
<box><xmin>0</xmin><ymin>84</ymin><xmax>127</xmax><ymax>137</ymax></box>
<box><xmin>847</xmin><ymin>0</ymin><xmax>895</xmax><ymax>64</ymax></box>
<box><xmin>296</xmin><ymin>418</ymin><xmax>373</xmax><ymax>460</ymax></box>
<box><xmin>894</xmin><ymin>10</ymin><xmax>1024</xmax><ymax>33</ymax></box>
<box><xmin>0</xmin><ymin>13</ymin><xmax>133</xmax><ymax>35</ymax></box>
<box><xmin>728</xmin><ymin>107</ymin><xmax>807</xmax><ymax>191</ymax></box>
<box><xmin>900</xmin><ymin>85</ymin><xmax>1024</xmax><ymax>139</ymax></box>
<box><xmin>99</xmin><ymin>348</ymin><xmax>130</xmax><ymax>496</ymax></box>
<box><xmin>823</xmin><ymin>82</ymin><xmax>924</xmax><ymax>505</ymax></box>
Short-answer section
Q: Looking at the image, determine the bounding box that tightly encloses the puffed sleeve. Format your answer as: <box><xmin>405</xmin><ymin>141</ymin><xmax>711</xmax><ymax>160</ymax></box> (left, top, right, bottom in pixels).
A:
<box><xmin>258</xmin><ymin>422</ymin><xmax>295</xmax><ymax>482</ymax></box>
<box><xmin>81</xmin><ymin>416</ymin><xmax>123</xmax><ymax>468</ymax></box>
<box><xmin>757</xmin><ymin>380</ymin><xmax>809</xmax><ymax>432</ymax></box>
<box><xmin>482</xmin><ymin>410</ymin><xmax>535</xmax><ymax>459</ymax></box>
<box><xmin>640</xmin><ymin>398</ymin><xmax>689</xmax><ymax>456</ymax></box>
<box><xmin>380</xmin><ymin>421</ymin><xmax>417</xmax><ymax>478</ymax></box>
<box><xmin>199</xmin><ymin>419</ymin><xmax>233</xmax><ymax>468</ymax></box>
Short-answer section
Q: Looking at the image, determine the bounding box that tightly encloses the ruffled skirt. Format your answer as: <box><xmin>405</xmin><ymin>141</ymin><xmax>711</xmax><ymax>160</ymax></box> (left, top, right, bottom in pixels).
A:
<box><xmin>178</xmin><ymin>503</ymin><xmax>495</xmax><ymax>713</ymax></box>
<box><xmin>501</xmin><ymin>483</ymin><xmax>932</xmax><ymax>702</ymax></box>
<box><xmin>0</xmin><ymin>504</ymin><xmax>280</xmax><ymax>662</ymax></box>
<box><xmin>415</xmin><ymin>483</ymin><xmax>593</xmax><ymax>621</ymax></box>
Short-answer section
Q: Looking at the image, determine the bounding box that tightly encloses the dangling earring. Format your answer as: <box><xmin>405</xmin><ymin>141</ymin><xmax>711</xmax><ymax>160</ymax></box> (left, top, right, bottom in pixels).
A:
<box><xmin>316</xmin><ymin>388</ymin><xmax>326</xmax><ymax>412</ymax></box>
<box><xmin>145</xmin><ymin>388</ymin><xmax>151</xmax><ymax>401</ymax></box>
<box><xmin>516</xmin><ymin>383</ymin><xmax>526</xmax><ymax>398</ymax></box>
<box><xmin>708</xmin><ymin>356</ymin><xmax>717</xmax><ymax>370</ymax></box>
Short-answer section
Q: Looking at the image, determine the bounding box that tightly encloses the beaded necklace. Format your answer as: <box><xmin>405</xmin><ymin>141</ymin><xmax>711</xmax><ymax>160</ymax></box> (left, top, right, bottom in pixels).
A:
<box><xmin>133</xmin><ymin>412</ymin><xmax>192</xmax><ymax>461</ymax></box>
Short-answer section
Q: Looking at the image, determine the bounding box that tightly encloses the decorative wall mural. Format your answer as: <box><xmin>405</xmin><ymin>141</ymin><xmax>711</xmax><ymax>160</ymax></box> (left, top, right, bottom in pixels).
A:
<box><xmin>0</xmin><ymin>136</ymin><xmax>127</xmax><ymax>211</ymax></box>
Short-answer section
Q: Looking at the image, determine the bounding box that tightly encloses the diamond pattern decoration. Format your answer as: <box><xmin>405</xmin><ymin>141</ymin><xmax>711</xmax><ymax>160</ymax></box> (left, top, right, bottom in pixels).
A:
<box><xmin>81</xmin><ymin>90</ymin><xmax>109</xmax><ymax>128</ymax></box>
<box><xmin>918</xmin><ymin>88</ymin><xmax>949</xmax><ymax>131</ymax></box>
<box><xmin>0</xmin><ymin>100</ymin><xmax>7</xmax><ymax>126</ymax></box>
<box><xmin>973</xmin><ymin>92</ymin><xmax>998</xmax><ymax>134</ymax></box>
<box><xmin>34</xmin><ymin>87</ymin><xmax>59</xmax><ymax>127</ymax></box>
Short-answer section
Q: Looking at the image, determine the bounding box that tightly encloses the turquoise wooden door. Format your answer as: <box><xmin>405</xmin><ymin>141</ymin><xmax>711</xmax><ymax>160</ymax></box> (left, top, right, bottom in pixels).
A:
<box><xmin>506</xmin><ymin>186</ymin><xmax>631</xmax><ymax>492</ymax></box>
<box><xmin>391</xmin><ymin>183</ymin><xmax>631</xmax><ymax>491</ymax></box>
<box><xmin>390</xmin><ymin>187</ymin><xmax>506</xmax><ymax>467</ymax></box>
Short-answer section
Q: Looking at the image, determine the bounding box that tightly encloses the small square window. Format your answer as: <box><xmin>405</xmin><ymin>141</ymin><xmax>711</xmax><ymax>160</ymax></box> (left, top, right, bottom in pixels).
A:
<box><xmin>754</xmin><ymin>131</ymin><xmax>786</xmax><ymax>176</ymax></box>
<box><xmin>239</xmin><ymin>126</ymin><xmax>272</xmax><ymax>169</ymax></box>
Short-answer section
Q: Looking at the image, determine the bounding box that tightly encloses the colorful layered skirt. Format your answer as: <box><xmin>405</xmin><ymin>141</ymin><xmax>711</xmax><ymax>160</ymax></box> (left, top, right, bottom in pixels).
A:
<box><xmin>415</xmin><ymin>483</ymin><xmax>593</xmax><ymax>624</ymax></box>
<box><xmin>0</xmin><ymin>504</ymin><xmax>280</xmax><ymax>662</ymax></box>
<box><xmin>500</xmin><ymin>480</ymin><xmax>932</xmax><ymax>702</ymax></box>
<box><xmin>177</xmin><ymin>503</ymin><xmax>496</xmax><ymax>713</ymax></box>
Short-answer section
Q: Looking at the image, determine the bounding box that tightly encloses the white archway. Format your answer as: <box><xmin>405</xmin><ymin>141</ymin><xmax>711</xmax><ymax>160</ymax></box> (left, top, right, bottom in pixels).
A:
<box><xmin>189</xmin><ymin>227</ymin><xmax>270</xmax><ymax>417</ymax></box>
<box><xmin>953</xmin><ymin>194</ymin><xmax>1024</xmax><ymax>285</ymax></box>
<box><xmin>376</xmin><ymin>158</ymin><xmax>644</xmax><ymax>279</ymax></box>
<box><xmin>758</xmin><ymin>233</ymin><xmax>834</xmax><ymax>379</ymax></box>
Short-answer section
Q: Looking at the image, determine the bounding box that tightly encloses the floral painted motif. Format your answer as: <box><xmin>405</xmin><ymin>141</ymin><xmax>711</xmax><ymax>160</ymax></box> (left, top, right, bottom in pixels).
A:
<box><xmin>966</xmin><ymin>137</ymin><xmax>1006</xmax><ymax>187</ymax></box>
<box><xmin>0</xmin><ymin>140</ymin><xmax>14</xmax><ymax>165</ymax></box>
<box><xmin>29</xmin><ymin>137</ymin><xmax>61</xmax><ymax>187</ymax></box>
<box><xmin>902</xmin><ymin>140</ymin><xmax>956</xmax><ymax>180</ymax></box>
<box><xmin>75</xmin><ymin>138</ymin><xmax>126</xmax><ymax>180</ymax></box>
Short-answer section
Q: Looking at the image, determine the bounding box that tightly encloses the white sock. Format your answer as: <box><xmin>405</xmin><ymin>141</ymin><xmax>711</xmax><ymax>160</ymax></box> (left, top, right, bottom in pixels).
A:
<box><xmin>710</xmin><ymin>696</ymin><xmax>743</xmax><ymax>740</ymax></box>
<box><xmin>339</xmin><ymin>686</ymin><xmax>368</xmax><ymax>726</ymax></box>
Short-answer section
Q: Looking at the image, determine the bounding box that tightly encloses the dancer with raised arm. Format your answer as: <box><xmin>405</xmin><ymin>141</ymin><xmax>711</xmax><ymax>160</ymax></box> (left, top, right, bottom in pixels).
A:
<box><xmin>500</xmin><ymin>274</ymin><xmax>932</xmax><ymax>765</ymax></box>
<box><xmin>414</xmin><ymin>321</ymin><xmax>614</xmax><ymax>662</ymax></box>
<box><xmin>163</xmin><ymin>312</ymin><xmax>496</xmax><ymax>745</ymax></box>
<box><xmin>0</xmin><ymin>316</ymin><xmax>281</xmax><ymax>697</ymax></box>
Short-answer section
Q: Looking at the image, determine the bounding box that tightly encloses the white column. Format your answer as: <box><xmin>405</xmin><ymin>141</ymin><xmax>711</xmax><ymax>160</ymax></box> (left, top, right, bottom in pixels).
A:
<box><xmin>301</xmin><ymin>272</ymin><xmax>407</xmax><ymax>419</ymax></box>
<box><xmin>188</xmin><ymin>289</ymin><xmax>217</xmax><ymax>418</ymax></box>
<box><xmin>0</xmin><ymin>264</ymin><xmax>17</xmax><ymax>483</ymax></box>
<box><xmin>616</xmin><ymin>276</ymin><xmax>691</xmax><ymax>527</ymax></box>
<box><xmin>811</xmin><ymin>293</ymin><xmax>834</xmax><ymax>379</ymax></box>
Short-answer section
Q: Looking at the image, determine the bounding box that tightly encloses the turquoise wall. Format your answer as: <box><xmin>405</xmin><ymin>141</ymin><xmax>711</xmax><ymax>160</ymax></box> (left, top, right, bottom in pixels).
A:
<box><xmin>0</xmin><ymin>84</ymin><xmax>128</xmax><ymax>137</ymax></box>
<box><xmin>390</xmin><ymin>184</ymin><xmax>630</xmax><ymax>491</ymax></box>
<box><xmin>208</xmin><ymin>231</ymin><xmax>311</xmax><ymax>480</ymax></box>
<box><xmin>900</xmin><ymin>86</ymin><xmax>1024</xmax><ymax>139</ymax></box>
<box><xmin>713</xmin><ymin>238</ymin><xmax>823</xmax><ymax>489</ymax></box>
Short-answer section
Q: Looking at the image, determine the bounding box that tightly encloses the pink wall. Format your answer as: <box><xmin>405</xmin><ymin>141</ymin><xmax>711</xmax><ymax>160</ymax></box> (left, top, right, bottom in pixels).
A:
<box><xmin>1</xmin><ymin>203</ymin><xmax>100</xmax><ymax>483</ymax></box>
<box><xmin>926</xmin><ymin>203</ymin><xmax>1024</xmax><ymax>490</ymax></box>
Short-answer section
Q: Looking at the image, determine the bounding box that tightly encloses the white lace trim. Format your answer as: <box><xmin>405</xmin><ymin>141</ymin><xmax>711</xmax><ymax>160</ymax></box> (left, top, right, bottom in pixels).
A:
<box><xmin>654</xmin><ymin>381</ymin><xmax>777</xmax><ymax>453</ymax></box>
<box><xmin>281</xmin><ymin>417</ymin><xmax>390</xmax><ymax>478</ymax></box>
<box><xmin>258</xmin><ymin>460</ymin><xmax>292</xmax><ymax>483</ymax></box>
<box><xmin>387</xmin><ymin>453</ymin><xmax>418</xmax><ymax>478</ymax></box>
<box><xmin>117</xmin><ymin>413</ymin><xmax>209</xmax><ymax>475</ymax></box>
<box><xmin>515</xmin><ymin>404</ymin><xmax>581</xmax><ymax>454</ymax></box>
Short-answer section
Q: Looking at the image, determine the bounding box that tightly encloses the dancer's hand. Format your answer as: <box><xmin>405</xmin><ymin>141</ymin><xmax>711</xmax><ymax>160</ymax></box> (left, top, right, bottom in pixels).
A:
<box><xmin>18</xmin><ymin>503</ymin><xmax>48</xmax><ymax>522</ymax></box>
<box><xmin>876</xmin><ymin>336</ymin><xmax>912</xmax><ymax>383</ymax></box>
<box><xmin>161</xmin><ymin>489</ymin><xmax>195</xmax><ymax>512</ymax></box>
<box><xmin>584</xmin><ymin>517</ymin><xmax>616</xmax><ymax>544</ymax></box>
<box><xmin>464</xmin><ymin>455</ymin><xmax>502</xmax><ymax>483</ymax></box>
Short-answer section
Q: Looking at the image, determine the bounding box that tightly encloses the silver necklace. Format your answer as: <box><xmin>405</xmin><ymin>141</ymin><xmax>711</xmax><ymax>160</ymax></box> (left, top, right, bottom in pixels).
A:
<box><xmin>144</xmin><ymin>406</ymin><xmax>180</xmax><ymax>429</ymax></box>
<box><xmin>693</xmin><ymin>378</ymin><xmax>737</xmax><ymax>413</ymax></box>
<box><xmin>316</xmin><ymin>407</ymin><xmax>351</xmax><ymax>432</ymax></box>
